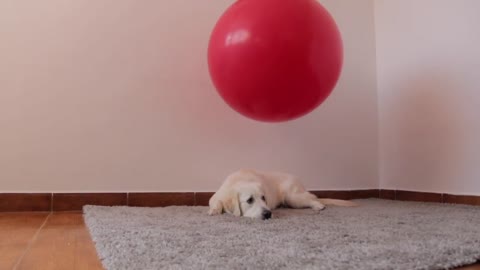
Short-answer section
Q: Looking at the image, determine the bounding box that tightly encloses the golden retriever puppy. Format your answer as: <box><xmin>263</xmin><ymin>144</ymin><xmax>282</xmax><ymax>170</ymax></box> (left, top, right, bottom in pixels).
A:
<box><xmin>208</xmin><ymin>169</ymin><xmax>357</xmax><ymax>220</ymax></box>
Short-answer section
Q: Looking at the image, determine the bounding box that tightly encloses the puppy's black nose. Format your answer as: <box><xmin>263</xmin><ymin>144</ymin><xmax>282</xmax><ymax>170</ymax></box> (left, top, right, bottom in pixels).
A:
<box><xmin>262</xmin><ymin>210</ymin><xmax>272</xmax><ymax>220</ymax></box>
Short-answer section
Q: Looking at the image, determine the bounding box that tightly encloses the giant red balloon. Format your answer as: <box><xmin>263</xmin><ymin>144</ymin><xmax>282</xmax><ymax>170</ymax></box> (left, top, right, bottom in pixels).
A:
<box><xmin>208</xmin><ymin>0</ymin><xmax>343</xmax><ymax>122</ymax></box>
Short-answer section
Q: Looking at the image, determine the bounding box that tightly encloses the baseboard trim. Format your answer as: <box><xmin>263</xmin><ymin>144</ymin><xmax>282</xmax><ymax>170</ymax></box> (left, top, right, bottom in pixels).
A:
<box><xmin>1</xmin><ymin>190</ymin><xmax>479</xmax><ymax>212</ymax></box>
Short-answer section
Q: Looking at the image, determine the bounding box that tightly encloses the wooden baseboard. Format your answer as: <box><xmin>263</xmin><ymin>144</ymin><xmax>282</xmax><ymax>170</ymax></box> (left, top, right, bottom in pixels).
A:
<box><xmin>0</xmin><ymin>193</ymin><xmax>51</xmax><ymax>212</ymax></box>
<box><xmin>1</xmin><ymin>189</ymin><xmax>479</xmax><ymax>212</ymax></box>
<box><xmin>380</xmin><ymin>190</ymin><xmax>480</xmax><ymax>205</ymax></box>
<box><xmin>311</xmin><ymin>189</ymin><xmax>379</xmax><ymax>200</ymax></box>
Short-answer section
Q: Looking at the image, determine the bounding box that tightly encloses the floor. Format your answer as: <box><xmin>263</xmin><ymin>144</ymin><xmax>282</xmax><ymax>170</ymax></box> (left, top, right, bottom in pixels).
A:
<box><xmin>0</xmin><ymin>212</ymin><xmax>102</xmax><ymax>270</ymax></box>
<box><xmin>1</xmin><ymin>212</ymin><xmax>479</xmax><ymax>270</ymax></box>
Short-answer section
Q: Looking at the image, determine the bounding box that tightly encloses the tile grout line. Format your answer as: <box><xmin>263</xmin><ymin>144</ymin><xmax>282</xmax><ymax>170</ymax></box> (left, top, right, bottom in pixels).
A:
<box><xmin>12</xmin><ymin>212</ymin><xmax>52</xmax><ymax>270</ymax></box>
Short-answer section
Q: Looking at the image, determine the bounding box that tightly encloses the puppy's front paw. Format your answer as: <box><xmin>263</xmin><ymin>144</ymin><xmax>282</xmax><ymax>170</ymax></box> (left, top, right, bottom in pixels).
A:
<box><xmin>208</xmin><ymin>207</ymin><xmax>222</xmax><ymax>216</ymax></box>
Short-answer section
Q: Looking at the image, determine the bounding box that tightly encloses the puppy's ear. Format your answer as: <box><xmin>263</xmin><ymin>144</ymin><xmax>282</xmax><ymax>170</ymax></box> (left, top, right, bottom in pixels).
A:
<box><xmin>222</xmin><ymin>191</ymin><xmax>242</xmax><ymax>217</ymax></box>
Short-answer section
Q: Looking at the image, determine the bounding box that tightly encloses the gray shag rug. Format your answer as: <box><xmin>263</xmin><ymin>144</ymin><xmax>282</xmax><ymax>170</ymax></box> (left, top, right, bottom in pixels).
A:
<box><xmin>83</xmin><ymin>199</ymin><xmax>480</xmax><ymax>270</ymax></box>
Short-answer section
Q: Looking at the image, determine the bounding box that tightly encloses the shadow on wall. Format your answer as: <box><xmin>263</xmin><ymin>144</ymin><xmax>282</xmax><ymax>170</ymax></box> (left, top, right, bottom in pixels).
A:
<box><xmin>388</xmin><ymin>70</ymin><xmax>467</xmax><ymax>192</ymax></box>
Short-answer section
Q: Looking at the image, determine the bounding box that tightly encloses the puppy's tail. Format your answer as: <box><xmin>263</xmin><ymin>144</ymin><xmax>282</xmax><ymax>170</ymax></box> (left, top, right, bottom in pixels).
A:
<box><xmin>318</xmin><ymin>198</ymin><xmax>358</xmax><ymax>207</ymax></box>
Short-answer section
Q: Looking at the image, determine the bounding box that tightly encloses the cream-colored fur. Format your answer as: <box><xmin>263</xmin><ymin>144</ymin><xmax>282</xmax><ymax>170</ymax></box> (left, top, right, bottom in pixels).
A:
<box><xmin>208</xmin><ymin>169</ymin><xmax>357</xmax><ymax>219</ymax></box>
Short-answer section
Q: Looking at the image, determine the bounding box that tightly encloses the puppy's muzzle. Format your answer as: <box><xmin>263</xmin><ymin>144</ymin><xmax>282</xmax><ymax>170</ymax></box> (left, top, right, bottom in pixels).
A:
<box><xmin>262</xmin><ymin>209</ymin><xmax>272</xmax><ymax>220</ymax></box>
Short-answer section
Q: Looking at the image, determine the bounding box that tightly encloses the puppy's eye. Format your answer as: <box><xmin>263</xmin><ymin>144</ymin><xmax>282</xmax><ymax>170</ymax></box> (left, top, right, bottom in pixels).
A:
<box><xmin>247</xmin><ymin>197</ymin><xmax>254</xmax><ymax>204</ymax></box>
<box><xmin>261</xmin><ymin>196</ymin><xmax>266</xmax><ymax>201</ymax></box>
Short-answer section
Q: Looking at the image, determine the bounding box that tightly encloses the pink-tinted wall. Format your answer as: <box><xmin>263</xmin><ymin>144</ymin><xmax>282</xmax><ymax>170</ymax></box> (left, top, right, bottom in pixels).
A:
<box><xmin>0</xmin><ymin>0</ymin><xmax>378</xmax><ymax>192</ymax></box>
<box><xmin>376</xmin><ymin>0</ymin><xmax>480</xmax><ymax>195</ymax></box>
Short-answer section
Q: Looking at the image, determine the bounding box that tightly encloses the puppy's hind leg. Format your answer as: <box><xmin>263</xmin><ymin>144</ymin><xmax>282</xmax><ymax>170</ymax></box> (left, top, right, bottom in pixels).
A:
<box><xmin>285</xmin><ymin>192</ymin><xmax>325</xmax><ymax>211</ymax></box>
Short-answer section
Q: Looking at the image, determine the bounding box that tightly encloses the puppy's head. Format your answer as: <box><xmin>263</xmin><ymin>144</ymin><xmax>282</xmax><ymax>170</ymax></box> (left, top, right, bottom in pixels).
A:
<box><xmin>224</xmin><ymin>182</ymin><xmax>272</xmax><ymax>220</ymax></box>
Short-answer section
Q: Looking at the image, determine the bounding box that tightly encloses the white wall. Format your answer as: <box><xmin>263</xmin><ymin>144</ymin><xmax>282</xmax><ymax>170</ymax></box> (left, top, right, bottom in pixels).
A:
<box><xmin>0</xmin><ymin>0</ymin><xmax>378</xmax><ymax>192</ymax></box>
<box><xmin>376</xmin><ymin>0</ymin><xmax>480</xmax><ymax>195</ymax></box>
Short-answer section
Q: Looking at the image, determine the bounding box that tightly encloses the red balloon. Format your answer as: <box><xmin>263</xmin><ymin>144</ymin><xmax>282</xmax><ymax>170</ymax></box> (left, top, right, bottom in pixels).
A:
<box><xmin>208</xmin><ymin>0</ymin><xmax>343</xmax><ymax>122</ymax></box>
